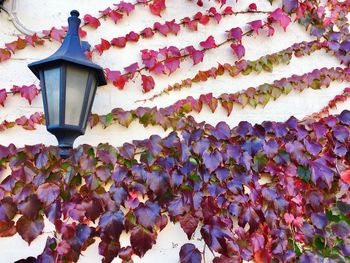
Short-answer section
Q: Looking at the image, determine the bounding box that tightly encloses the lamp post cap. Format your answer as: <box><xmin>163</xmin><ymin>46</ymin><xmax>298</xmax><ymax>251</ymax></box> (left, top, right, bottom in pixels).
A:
<box><xmin>70</xmin><ymin>10</ymin><xmax>80</xmax><ymax>17</ymax></box>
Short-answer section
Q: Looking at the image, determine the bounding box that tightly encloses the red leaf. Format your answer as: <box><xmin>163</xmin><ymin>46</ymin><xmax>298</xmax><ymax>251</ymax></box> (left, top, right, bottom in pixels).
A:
<box><xmin>141</xmin><ymin>27</ymin><xmax>155</xmax><ymax>38</ymax></box>
<box><xmin>230</xmin><ymin>44</ymin><xmax>245</xmax><ymax>60</ymax></box>
<box><xmin>130</xmin><ymin>226</ymin><xmax>157</xmax><ymax>257</ymax></box>
<box><xmin>20</xmin><ymin>85</ymin><xmax>39</xmax><ymax>104</ymax></box>
<box><xmin>200</xmin><ymin>36</ymin><xmax>217</xmax><ymax>49</ymax></box>
<box><xmin>179</xmin><ymin>214</ymin><xmax>199</xmax><ymax>239</ymax></box>
<box><xmin>111</xmin><ymin>37</ymin><xmax>127</xmax><ymax>48</ymax></box>
<box><xmin>341</xmin><ymin>170</ymin><xmax>350</xmax><ymax>184</ymax></box>
<box><xmin>114</xmin><ymin>76</ymin><xmax>129</xmax><ymax>90</ymax></box>
<box><xmin>194</xmin><ymin>12</ymin><xmax>210</xmax><ymax>25</ymax></box>
<box><xmin>16</xmin><ymin>215</ymin><xmax>44</xmax><ymax>245</ymax></box>
<box><xmin>154</xmin><ymin>22</ymin><xmax>170</xmax><ymax>36</ymax></box>
<box><xmin>248</xmin><ymin>3</ymin><xmax>257</xmax><ymax>11</ymax></box>
<box><xmin>79</xmin><ymin>27</ymin><xmax>87</xmax><ymax>38</ymax></box>
<box><xmin>141</xmin><ymin>75</ymin><xmax>155</xmax><ymax>93</ymax></box>
<box><xmin>269</xmin><ymin>8</ymin><xmax>291</xmax><ymax>31</ymax></box>
<box><xmin>183</xmin><ymin>18</ymin><xmax>198</xmax><ymax>31</ymax></box>
<box><xmin>0</xmin><ymin>89</ymin><xmax>7</xmax><ymax>107</ymax></box>
<box><xmin>223</xmin><ymin>6</ymin><xmax>234</xmax><ymax>15</ymax></box>
<box><xmin>0</xmin><ymin>48</ymin><xmax>11</xmax><ymax>62</ymax></box>
<box><xmin>149</xmin><ymin>0</ymin><xmax>166</xmax><ymax>17</ymax></box>
<box><xmin>164</xmin><ymin>57</ymin><xmax>180</xmax><ymax>75</ymax></box>
<box><xmin>166</xmin><ymin>20</ymin><xmax>180</xmax><ymax>35</ymax></box>
<box><xmin>115</xmin><ymin>1</ymin><xmax>135</xmax><ymax>15</ymax></box>
<box><xmin>109</xmin><ymin>10</ymin><xmax>124</xmax><ymax>23</ymax></box>
<box><xmin>0</xmin><ymin>221</ymin><xmax>16</xmax><ymax>237</ymax></box>
<box><xmin>199</xmin><ymin>93</ymin><xmax>218</xmax><ymax>112</ymax></box>
<box><xmin>95</xmin><ymin>38</ymin><xmax>111</xmax><ymax>55</ymax></box>
<box><xmin>248</xmin><ymin>20</ymin><xmax>263</xmax><ymax>34</ymax></box>
<box><xmin>83</xmin><ymin>14</ymin><xmax>101</xmax><ymax>28</ymax></box>
<box><xmin>126</xmin><ymin>31</ymin><xmax>140</xmax><ymax>42</ymax></box>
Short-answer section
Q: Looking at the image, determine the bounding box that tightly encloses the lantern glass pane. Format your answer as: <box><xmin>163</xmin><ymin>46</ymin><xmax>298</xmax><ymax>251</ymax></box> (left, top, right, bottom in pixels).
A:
<box><xmin>65</xmin><ymin>65</ymin><xmax>89</xmax><ymax>126</ymax></box>
<box><xmin>82</xmin><ymin>76</ymin><xmax>96</xmax><ymax>128</ymax></box>
<box><xmin>44</xmin><ymin>67</ymin><xmax>60</xmax><ymax>125</ymax></box>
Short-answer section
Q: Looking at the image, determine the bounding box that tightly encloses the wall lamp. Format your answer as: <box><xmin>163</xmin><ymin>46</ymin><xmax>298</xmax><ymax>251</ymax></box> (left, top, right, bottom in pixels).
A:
<box><xmin>28</xmin><ymin>10</ymin><xmax>106</xmax><ymax>158</ymax></box>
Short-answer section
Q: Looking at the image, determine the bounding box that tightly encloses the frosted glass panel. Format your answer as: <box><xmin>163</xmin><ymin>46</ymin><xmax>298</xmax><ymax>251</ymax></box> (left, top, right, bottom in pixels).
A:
<box><xmin>82</xmin><ymin>77</ymin><xmax>96</xmax><ymax>128</ymax></box>
<box><xmin>44</xmin><ymin>68</ymin><xmax>60</xmax><ymax>125</ymax></box>
<box><xmin>65</xmin><ymin>65</ymin><xmax>88</xmax><ymax>125</ymax></box>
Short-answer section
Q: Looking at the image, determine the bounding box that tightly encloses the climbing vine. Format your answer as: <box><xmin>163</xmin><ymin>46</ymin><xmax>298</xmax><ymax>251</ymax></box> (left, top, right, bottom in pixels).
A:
<box><xmin>0</xmin><ymin>0</ymin><xmax>350</xmax><ymax>262</ymax></box>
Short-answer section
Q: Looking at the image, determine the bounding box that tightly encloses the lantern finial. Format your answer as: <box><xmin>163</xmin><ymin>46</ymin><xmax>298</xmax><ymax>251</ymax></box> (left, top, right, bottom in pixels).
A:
<box><xmin>70</xmin><ymin>10</ymin><xmax>80</xmax><ymax>17</ymax></box>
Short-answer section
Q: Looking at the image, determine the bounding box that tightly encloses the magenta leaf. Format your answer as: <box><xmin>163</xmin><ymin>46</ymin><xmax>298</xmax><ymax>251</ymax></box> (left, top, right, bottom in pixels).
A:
<box><xmin>230</xmin><ymin>44</ymin><xmax>245</xmax><ymax>60</ymax></box>
<box><xmin>115</xmin><ymin>1</ymin><xmax>135</xmax><ymax>15</ymax></box>
<box><xmin>248</xmin><ymin>20</ymin><xmax>262</xmax><ymax>34</ymax></box>
<box><xmin>200</xmin><ymin>36</ymin><xmax>217</xmax><ymax>49</ymax></box>
<box><xmin>269</xmin><ymin>8</ymin><xmax>291</xmax><ymax>31</ymax></box>
<box><xmin>0</xmin><ymin>89</ymin><xmax>7</xmax><ymax>107</ymax></box>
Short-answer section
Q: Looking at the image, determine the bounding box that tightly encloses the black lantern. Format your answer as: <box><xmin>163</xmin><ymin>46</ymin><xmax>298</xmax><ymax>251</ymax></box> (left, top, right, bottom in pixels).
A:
<box><xmin>28</xmin><ymin>10</ymin><xmax>106</xmax><ymax>158</ymax></box>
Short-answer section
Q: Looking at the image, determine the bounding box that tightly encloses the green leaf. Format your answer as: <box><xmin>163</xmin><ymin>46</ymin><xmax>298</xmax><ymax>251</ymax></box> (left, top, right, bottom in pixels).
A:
<box><xmin>297</xmin><ymin>165</ymin><xmax>310</xmax><ymax>182</ymax></box>
<box><xmin>314</xmin><ymin>236</ymin><xmax>325</xmax><ymax>250</ymax></box>
<box><xmin>310</xmin><ymin>79</ymin><xmax>321</xmax><ymax>90</ymax></box>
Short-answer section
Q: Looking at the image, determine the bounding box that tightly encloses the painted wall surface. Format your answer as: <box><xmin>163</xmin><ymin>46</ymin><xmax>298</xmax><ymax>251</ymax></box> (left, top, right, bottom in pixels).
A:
<box><xmin>0</xmin><ymin>0</ymin><xmax>347</xmax><ymax>262</ymax></box>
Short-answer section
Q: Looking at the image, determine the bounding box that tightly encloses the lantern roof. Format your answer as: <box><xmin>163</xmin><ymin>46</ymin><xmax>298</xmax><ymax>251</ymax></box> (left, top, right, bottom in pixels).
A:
<box><xmin>28</xmin><ymin>10</ymin><xmax>106</xmax><ymax>86</ymax></box>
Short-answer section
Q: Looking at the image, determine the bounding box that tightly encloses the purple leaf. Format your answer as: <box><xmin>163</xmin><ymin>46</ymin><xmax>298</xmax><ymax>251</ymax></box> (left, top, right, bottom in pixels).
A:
<box><xmin>304</xmin><ymin>138</ymin><xmax>322</xmax><ymax>155</ymax></box>
<box><xmin>146</xmin><ymin>171</ymin><xmax>169</xmax><ymax>195</ymax></box>
<box><xmin>310</xmin><ymin>158</ymin><xmax>334</xmax><ymax>188</ymax></box>
<box><xmin>333</xmin><ymin>125</ymin><xmax>349</xmax><ymax>142</ymax></box>
<box><xmin>17</xmin><ymin>195</ymin><xmax>41</xmax><ymax>220</ymax></box>
<box><xmin>134</xmin><ymin>201</ymin><xmax>161</xmax><ymax>229</ymax></box>
<box><xmin>211</xmin><ymin>121</ymin><xmax>231</xmax><ymax>140</ymax></box>
<box><xmin>332</xmin><ymin>221</ymin><xmax>350</xmax><ymax>238</ymax></box>
<box><xmin>0</xmin><ymin>197</ymin><xmax>17</xmax><ymax>222</ymax></box>
<box><xmin>282</xmin><ymin>0</ymin><xmax>298</xmax><ymax>13</ymax></box>
<box><xmin>193</xmin><ymin>138</ymin><xmax>210</xmax><ymax>155</ymax></box>
<box><xmin>37</xmin><ymin>183</ymin><xmax>60</xmax><ymax>205</ymax></box>
<box><xmin>179</xmin><ymin>243</ymin><xmax>202</xmax><ymax>263</ymax></box>
<box><xmin>311</xmin><ymin>212</ymin><xmax>327</xmax><ymax>229</ymax></box>
<box><xmin>339</xmin><ymin>110</ymin><xmax>350</xmax><ymax>125</ymax></box>
<box><xmin>203</xmin><ymin>150</ymin><xmax>222</xmax><ymax>173</ymax></box>
<box><xmin>98</xmin><ymin>211</ymin><xmax>124</xmax><ymax>240</ymax></box>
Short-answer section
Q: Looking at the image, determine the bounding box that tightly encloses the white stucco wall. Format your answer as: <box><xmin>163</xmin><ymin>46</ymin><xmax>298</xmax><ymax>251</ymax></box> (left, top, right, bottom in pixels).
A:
<box><xmin>0</xmin><ymin>0</ymin><xmax>348</xmax><ymax>262</ymax></box>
